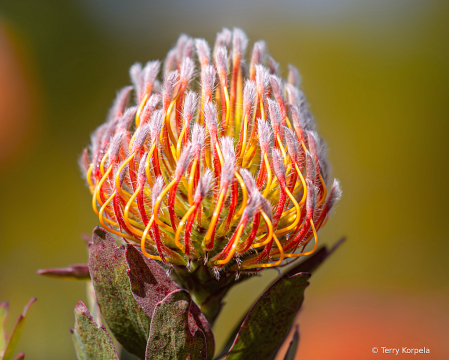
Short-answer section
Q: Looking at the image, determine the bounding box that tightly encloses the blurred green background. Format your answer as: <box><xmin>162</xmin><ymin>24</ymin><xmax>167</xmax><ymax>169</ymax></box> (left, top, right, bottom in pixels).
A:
<box><xmin>0</xmin><ymin>0</ymin><xmax>448</xmax><ymax>359</ymax></box>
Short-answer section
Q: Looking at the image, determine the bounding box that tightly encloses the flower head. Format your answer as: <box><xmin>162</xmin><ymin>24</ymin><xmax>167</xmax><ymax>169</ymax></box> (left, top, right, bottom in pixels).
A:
<box><xmin>81</xmin><ymin>28</ymin><xmax>341</xmax><ymax>276</ymax></box>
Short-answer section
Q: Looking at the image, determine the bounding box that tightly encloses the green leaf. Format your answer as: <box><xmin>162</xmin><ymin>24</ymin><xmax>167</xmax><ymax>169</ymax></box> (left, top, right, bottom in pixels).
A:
<box><xmin>145</xmin><ymin>290</ymin><xmax>207</xmax><ymax>360</ymax></box>
<box><xmin>225</xmin><ymin>273</ymin><xmax>310</xmax><ymax>360</ymax></box>
<box><xmin>1</xmin><ymin>298</ymin><xmax>36</xmax><ymax>360</ymax></box>
<box><xmin>125</xmin><ymin>245</ymin><xmax>215</xmax><ymax>360</ymax></box>
<box><xmin>0</xmin><ymin>302</ymin><xmax>8</xmax><ymax>354</ymax></box>
<box><xmin>37</xmin><ymin>264</ymin><xmax>91</xmax><ymax>280</ymax></box>
<box><xmin>88</xmin><ymin>227</ymin><xmax>151</xmax><ymax>359</ymax></box>
<box><xmin>283</xmin><ymin>325</ymin><xmax>299</xmax><ymax>360</ymax></box>
<box><xmin>72</xmin><ymin>301</ymin><xmax>119</xmax><ymax>360</ymax></box>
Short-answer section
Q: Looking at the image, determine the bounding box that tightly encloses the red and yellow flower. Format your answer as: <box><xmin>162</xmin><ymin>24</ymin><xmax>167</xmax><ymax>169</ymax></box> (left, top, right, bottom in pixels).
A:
<box><xmin>80</xmin><ymin>29</ymin><xmax>341</xmax><ymax>276</ymax></box>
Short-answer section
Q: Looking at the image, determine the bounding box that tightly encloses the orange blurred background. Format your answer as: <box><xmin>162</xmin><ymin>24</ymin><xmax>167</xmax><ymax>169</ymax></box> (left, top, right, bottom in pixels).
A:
<box><xmin>0</xmin><ymin>0</ymin><xmax>448</xmax><ymax>359</ymax></box>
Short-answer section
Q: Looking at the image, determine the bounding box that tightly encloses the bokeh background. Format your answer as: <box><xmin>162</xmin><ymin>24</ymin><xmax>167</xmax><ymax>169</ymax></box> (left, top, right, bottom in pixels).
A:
<box><xmin>1</xmin><ymin>0</ymin><xmax>448</xmax><ymax>359</ymax></box>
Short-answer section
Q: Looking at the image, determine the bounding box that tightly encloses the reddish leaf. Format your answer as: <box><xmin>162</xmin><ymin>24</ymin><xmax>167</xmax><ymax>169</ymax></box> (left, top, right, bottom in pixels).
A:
<box><xmin>188</xmin><ymin>302</ymin><xmax>215</xmax><ymax>360</ymax></box>
<box><xmin>283</xmin><ymin>325</ymin><xmax>299</xmax><ymax>360</ymax></box>
<box><xmin>81</xmin><ymin>233</ymin><xmax>91</xmax><ymax>244</ymax></box>
<box><xmin>216</xmin><ymin>240</ymin><xmax>344</xmax><ymax>360</ymax></box>
<box><xmin>37</xmin><ymin>264</ymin><xmax>90</xmax><ymax>281</ymax></box>
<box><xmin>225</xmin><ymin>273</ymin><xmax>310</xmax><ymax>360</ymax></box>
<box><xmin>124</xmin><ymin>245</ymin><xmax>178</xmax><ymax>316</ymax></box>
<box><xmin>126</xmin><ymin>245</ymin><xmax>215</xmax><ymax>360</ymax></box>
<box><xmin>145</xmin><ymin>290</ymin><xmax>207</xmax><ymax>360</ymax></box>
<box><xmin>13</xmin><ymin>353</ymin><xmax>24</xmax><ymax>360</ymax></box>
<box><xmin>1</xmin><ymin>298</ymin><xmax>36</xmax><ymax>360</ymax></box>
<box><xmin>88</xmin><ymin>227</ymin><xmax>151</xmax><ymax>359</ymax></box>
<box><xmin>285</xmin><ymin>237</ymin><xmax>345</xmax><ymax>276</ymax></box>
<box><xmin>72</xmin><ymin>301</ymin><xmax>119</xmax><ymax>360</ymax></box>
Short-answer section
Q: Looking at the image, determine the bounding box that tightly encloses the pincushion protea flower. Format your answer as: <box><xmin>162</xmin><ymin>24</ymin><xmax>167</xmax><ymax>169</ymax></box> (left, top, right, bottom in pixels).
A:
<box><xmin>80</xmin><ymin>28</ymin><xmax>341</xmax><ymax>277</ymax></box>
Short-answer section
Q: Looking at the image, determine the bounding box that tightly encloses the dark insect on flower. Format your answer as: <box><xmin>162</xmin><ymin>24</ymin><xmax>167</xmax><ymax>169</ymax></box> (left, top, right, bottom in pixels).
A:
<box><xmin>81</xmin><ymin>28</ymin><xmax>341</xmax><ymax>276</ymax></box>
